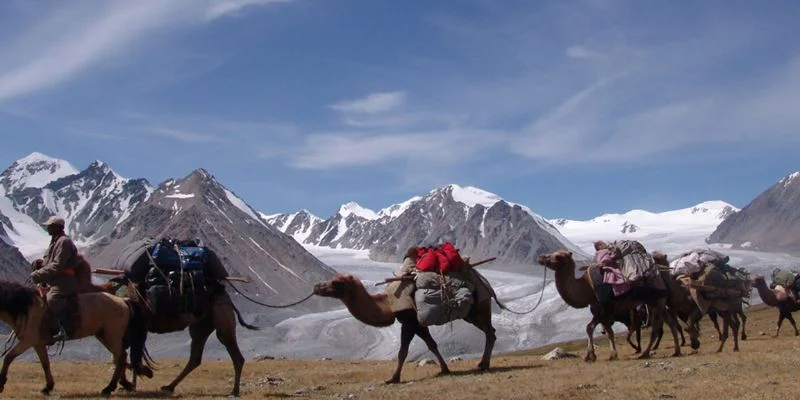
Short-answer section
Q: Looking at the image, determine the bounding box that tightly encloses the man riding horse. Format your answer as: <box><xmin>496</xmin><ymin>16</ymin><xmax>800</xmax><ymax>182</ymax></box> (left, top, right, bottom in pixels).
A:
<box><xmin>30</xmin><ymin>216</ymin><xmax>80</xmax><ymax>344</ymax></box>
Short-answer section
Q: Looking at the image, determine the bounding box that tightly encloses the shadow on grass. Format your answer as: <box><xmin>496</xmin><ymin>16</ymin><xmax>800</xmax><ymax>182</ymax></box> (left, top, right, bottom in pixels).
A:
<box><xmin>412</xmin><ymin>363</ymin><xmax>545</xmax><ymax>382</ymax></box>
<box><xmin>58</xmin><ymin>390</ymin><xmax>227</xmax><ymax>399</ymax></box>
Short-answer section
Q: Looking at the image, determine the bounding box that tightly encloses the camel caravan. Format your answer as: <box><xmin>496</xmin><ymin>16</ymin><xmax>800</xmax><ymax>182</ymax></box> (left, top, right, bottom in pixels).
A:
<box><xmin>2</xmin><ymin>216</ymin><xmax>800</xmax><ymax>396</ymax></box>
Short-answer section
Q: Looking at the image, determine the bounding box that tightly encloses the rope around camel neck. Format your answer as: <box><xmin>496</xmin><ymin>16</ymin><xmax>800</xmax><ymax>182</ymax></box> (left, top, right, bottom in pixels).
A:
<box><xmin>225</xmin><ymin>281</ymin><xmax>315</xmax><ymax>308</ymax></box>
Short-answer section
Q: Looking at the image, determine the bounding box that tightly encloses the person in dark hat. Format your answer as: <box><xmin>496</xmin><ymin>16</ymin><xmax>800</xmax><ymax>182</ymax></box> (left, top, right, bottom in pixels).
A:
<box><xmin>31</xmin><ymin>216</ymin><xmax>79</xmax><ymax>343</ymax></box>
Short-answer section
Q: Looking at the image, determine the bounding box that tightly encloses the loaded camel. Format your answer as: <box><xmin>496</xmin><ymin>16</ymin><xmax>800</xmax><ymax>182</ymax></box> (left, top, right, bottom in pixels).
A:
<box><xmin>752</xmin><ymin>275</ymin><xmax>800</xmax><ymax>336</ymax></box>
<box><xmin>124</xmin><ymin>281</ymin><xmax>259</xmax><ymax>397</ymax></box>
<box><xmin>651</xmin><ymin>252</ymin><xmax>748</xmax><ymax>350</ymax></box>
<box><xmin>0</xmin><ymin>280</ymin><xmax>133</xmax><ymax>396</ymax></box>
<box><xmin>650</xmin><ymin>252</ymin><xmax>746</xmax><ymax>353</ymax></box>
<box><xmin>537</xmin><ymin>250</ymin><xmax>681</xmax><ymax>361</ymax></box>
<box><xmin>313</xmin><ymin>271</ymin><xmax>497</xmax><ymax>384</ymax></box>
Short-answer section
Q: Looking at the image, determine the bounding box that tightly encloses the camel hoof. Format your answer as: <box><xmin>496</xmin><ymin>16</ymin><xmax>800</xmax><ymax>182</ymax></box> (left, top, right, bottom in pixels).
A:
<box><xmin>583</xmin><ymin>354</ymin><xmax>597</xmax><ymax>363</ymax></box>
<box><xmin>119</xmin><ymin>379</ymin><xmax>135</xmax><ymax>392</ymax></box>
<box><xmin>438</xmin><ymin>370</ymin><xmax>451</xmax><ymax>377</ymax></box>
<box><xmin>671</xmin><ymin>352</ymin><xmax>681</xmax><ymax>358</ymax></box>
<box><xmin>476</xmin><ymin>362</ymin><xmax>489</xmax><ymax>371</ymax></box>
<box><xmin>229</xmin><ymin>391</ymin><xmax>240</xmax><ymax>398</ymax></box>
<box><xmin>161</xmin><ymin>385</ymin><xmax>175</xmax><ymax>393</ymax></box>
<box><xmin>384</xmin><ymin>378</ymin><xmax>401</xmax><ymax>385</ymax></box>
<box><xmin>636</xmin><ymin>352</ymin><xmax>651</xmax><ymax>360</ymax></box>
<box><xmin>41</xmin><ymin>385</ymin><xmax>54</xmax><ymax>395</ymax></box>
<box><xmin>100</xmin><ymin>388</ymin><xmax>113</xmax><ymax>398</ymax></box>
<box><xmin>741</xmin><ymin>334</ymin><xmax>747</xmax><ymax>341</ymax></box>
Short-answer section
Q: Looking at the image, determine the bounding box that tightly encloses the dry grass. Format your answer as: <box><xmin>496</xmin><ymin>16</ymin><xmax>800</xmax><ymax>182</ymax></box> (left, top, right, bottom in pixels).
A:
<box><xmin>2</xmin><ymin>303</ymin><xmax>798</xmax><ymax>399</ymax></box>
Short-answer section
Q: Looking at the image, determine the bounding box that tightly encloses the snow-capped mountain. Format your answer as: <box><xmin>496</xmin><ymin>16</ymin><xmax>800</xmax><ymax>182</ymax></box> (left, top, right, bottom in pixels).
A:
<box><xmin>0</xmin><ymin>153</ymin><xmax>152</xmax><ymax>256</ymax></box>
<box><xmin>265</xmin><ymin>184</ymin><xmax>588</xmax><ymax>267</ymax></box>
<box><xmin>0</xmin><ymin>239</ymin><xmax>30</xmax><ymax>283</ymax></box>
<box><xmin>550</xmin><ymin>200</ymin><xmax>739</xmax><ymax>255</ymax></box>
<box><xmin>708</xmin><ymin>171</ymin><xmax>800</xmax><ymax>254</ymax></box>
<box><xmin>86</xmin><ymin>168</ymin><xmax>336</xmax><ymax>313</ymax></box>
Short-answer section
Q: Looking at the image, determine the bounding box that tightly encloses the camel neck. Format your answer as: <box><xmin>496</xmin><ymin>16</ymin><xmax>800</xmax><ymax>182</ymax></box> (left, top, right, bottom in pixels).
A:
<box><xmin>754</xmin><ymin>281</ymin><xmax>780</xmax><ymax>307</ymax></box>
<box><xmin>553</xmin><ymin>264</ymin><xmax>594</xmax><ymax>309</ymax></box>
<box><xmin>341</xmin><ymin>284</ymin><xmax>396</xmax><ymax>327</ymax></box>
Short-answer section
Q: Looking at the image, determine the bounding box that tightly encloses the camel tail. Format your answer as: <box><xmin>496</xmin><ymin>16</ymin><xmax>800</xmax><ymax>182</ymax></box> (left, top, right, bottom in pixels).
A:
<box><xmin>231</xmin><ymin>302</ymin><xmax>261</xmax><ymax>331</ymax></box>
<box><xmin>124</xmin><ymin>299</ymin><xmax>158</xmax><ymax>377</ymax></box>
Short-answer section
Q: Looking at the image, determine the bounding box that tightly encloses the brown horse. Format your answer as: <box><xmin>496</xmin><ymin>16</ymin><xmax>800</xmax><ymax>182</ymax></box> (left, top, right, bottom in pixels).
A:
<box><xmin>125</xmin><ymin>282</ymin><xmax>259</xmax><ymax>397</ymax></box>
<box><xmin>0</xmin><ymin>280</ymin><xmax>133</xmax><ymax>396</ymax></box>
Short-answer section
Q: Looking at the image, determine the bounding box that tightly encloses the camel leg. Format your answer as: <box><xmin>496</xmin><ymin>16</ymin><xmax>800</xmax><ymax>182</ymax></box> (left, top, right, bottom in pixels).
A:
<box><xmin>118</xmin><ymin>350</ymin><xmax>135</xmax><ymax>392</ymax></box>
<box><xmin>386</xmin><ymin>322</ymin><xmax>415</xmax><ymax>384</ymax></box>
<box><xmin>715</xmin><ymin>312</ymin><xmax>730</xmax><ymax>353</ymax></box>
<box><xmin>0</xmin><ymin>341</ymin><xmax>31</xmax><ymax>394</ymax></box>
<box><xmin>464</xmin><ymin>300</ymin><xmax>495</xmax><ymax>371</ymax></box>
<box><xmin>414</xmin><ymin>325</ymin><xmax>450</xmax><ymax>375</ymax></box>
<box><xmin>637</xmin><ymin>303</ymin><xmax>665</xmax><ymax>360</ymax></box>
<box><xmin>730</xmin><ymin>313</ymin><xmax>740</xmax><ymax>352</ymax></box>
<box><xmin>215</xmin><ymin>311</ymin><xmax>246</xmax><ymax>397</ymax></box>
<box><xmin>161</xmin><ymin>321</ymin><xmax>214</xmax><ymax>394</ymax></box>
<box><xmin>599</xmin><ymin>319</ymin><xmax>618</xmax><ymax>361</ymax></box>
<box><xmin>94</xmin><ymin>331</ymin><xmax>127</xmax><ymax>397</ymax></box>
<box><xmin>709</xmin><ymin>311</ymin><xmax>723</xmax><ymax>341</ymax></box>
<box><xmin>785</xmin><ymin>310</ymin><xmax>799</xmax><ymax>336</ymax></box>
<box><xmin>584</xmin><ymin>313</ymin><xmax>601</xmax><ymax>362</ymax></box>
<box><xmin>738</xmin><ymin>309</ymin><xmax>747</xmax><ymax>340</ymax></box>
<box><xmin>33</xmin><ymin>345</ymin><xmax>55</xmax><ymax>395</ymax></box>
<box><xmin>686</xmin><ymin>308</ymin><xmax>703</xmax><ymax>352</ymax></box>
<box><xmin>627</xmin><ymin>310</ymin><xmax>642</xmax><ymax>353</ymax></box>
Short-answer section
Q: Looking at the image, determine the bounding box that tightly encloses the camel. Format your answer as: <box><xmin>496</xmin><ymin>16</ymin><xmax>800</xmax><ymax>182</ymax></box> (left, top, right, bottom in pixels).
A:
<box><xmin>651</xmin><ymin>253</ymin><xmax>748</xmax><ymax>350</ymax></box>
<box><xmin>537</xmin><ymin>250</ymin><xmax>681</xmax><ymax>361</ymax></box>
<box><xmin>650</xmin><ymin>252</ymin><xmax>745</xmax><ymax>353</ymax></box>
<box><xmin>0</xmin><ymin>280</ymin><xmax>132</xmax><ymax>396</ymax></box>
<box><xmin>125</xmin><ymin>282</ymin><xmax>259</xmax><ymax>397</ymax></box>
<box><xmin>752</xmin><ymin>276</ymin><xmax>800</xmax><ymax>336</ymax></box>
<box><xmin>313</xmin><ymin>273</ymin><xmax>496</xmax><ymax>384</ymax></box>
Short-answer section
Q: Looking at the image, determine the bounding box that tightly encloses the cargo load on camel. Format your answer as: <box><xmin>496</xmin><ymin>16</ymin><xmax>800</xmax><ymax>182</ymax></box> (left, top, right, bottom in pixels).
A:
<box><xmin>113</xmin><ymin>237</ymin><xmax>230</xmax><ymax>316</ymax></box>
<box><xmin>607</xmin><ymin>240</ymin><xmax>658</xmax><ymax>283</ymax></box>
<box><xmin>382</xmin><ymin>242</ymin><xmax>495</xmax><ymax>327</ymax></box>
<box><xmin>670</xmin><ymin>249</ymin><xmax>751</xmax><ymax>300</ymax></box>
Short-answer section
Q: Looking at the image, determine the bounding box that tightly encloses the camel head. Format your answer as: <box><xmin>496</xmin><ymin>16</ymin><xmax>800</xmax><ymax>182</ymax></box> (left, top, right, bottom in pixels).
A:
<box><xmin>537</xmin><ymin>249</ymin><xmax>574</xmax><ymax>272</ymax></box>
<box><xmin>313</xmin><ymin>274</ymin><xmax>360</xmax><ymax>299</ymax></box>
<box><xmin>651</xmin><ymin>251</ymin><xmax>668</xmax><ymax>267</ymax></box>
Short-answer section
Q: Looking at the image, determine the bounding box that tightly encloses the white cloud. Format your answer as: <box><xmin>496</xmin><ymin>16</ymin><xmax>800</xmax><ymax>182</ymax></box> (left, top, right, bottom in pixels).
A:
<box><xmin>0</xmin><ymin>0</ymin><xmax>293</xmax><ymax>104</ymax></box>
<box><xmin>330</xmin><ymin>91</ymin><xmax>408</xmax><ymax>114</ymax></box>
<box><xmin>147</xmin><ymin>127</ymin><xmax>223</xmax><ymax>143</ymax></box>
<box><xmin>205</xmin><ymin>0</ymin><xmax>294</xmax><ymax>21</ymax></box>
<box><xmin>289</xmin><ymin>129</ymin><xmax>504</xmax><ymax>170</ymax></box>
<box><xmin>566</xmin><ymin>45</ymin><xmax>599</xmax><ymax>59</ymax></box>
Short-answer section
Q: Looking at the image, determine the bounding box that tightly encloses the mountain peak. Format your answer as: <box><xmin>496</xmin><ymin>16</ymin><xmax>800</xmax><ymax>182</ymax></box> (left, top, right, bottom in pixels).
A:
<box><xmin>780</xmin><ymin>171</ymin><xmax>800</xmax><ymax>188</ymax></box>
<box><xmin>1</xmin><ymin>152</ymin><xmax>78</xmax><ymax>193</ymax></box>
<box><xmin>435</xmin><ymin>184</ymin><xmax>504</xmax><ymax>208</ymax></box>
<box><xmin>338</xmin><ymin>202</ymin><xmax>378</xmax><ymax>220</ymax></box>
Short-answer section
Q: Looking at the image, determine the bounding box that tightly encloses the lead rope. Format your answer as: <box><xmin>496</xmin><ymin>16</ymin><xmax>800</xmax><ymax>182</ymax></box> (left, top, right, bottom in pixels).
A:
<box><xmin>490</xmin><ymin>264</ymin><xmax>548</xmax><ymax>315</ymax></box>
<box><xmin>224</xmin><ymin>280</ymin><xmax>315</xmax><ymax>308</ymax></box>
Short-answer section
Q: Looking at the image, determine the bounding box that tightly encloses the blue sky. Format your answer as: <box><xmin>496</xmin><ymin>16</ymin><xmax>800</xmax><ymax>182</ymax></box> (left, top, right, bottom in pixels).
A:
<box><xmin>1</xmin><ymin>0</ymin><xmax>799</xmax><ymax>220</ymax></box>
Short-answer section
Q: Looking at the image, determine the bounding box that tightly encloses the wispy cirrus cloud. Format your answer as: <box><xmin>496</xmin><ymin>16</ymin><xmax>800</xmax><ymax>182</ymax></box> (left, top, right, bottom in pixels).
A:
<box><xmin>0</xmin><ymin>0</ymin><xmax>294</xmax><ymax>104</ymax></box>
<box><xmin>329</xmin><ymin>91</ymin><xmax>408</xmax><ymax>114</ymax></box>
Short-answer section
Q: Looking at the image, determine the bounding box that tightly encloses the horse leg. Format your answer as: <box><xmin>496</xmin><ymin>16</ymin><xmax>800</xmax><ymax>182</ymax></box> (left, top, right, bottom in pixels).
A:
<box><xmin>94</xmin><ymin>331</ymin><xmax>127</xmax><ymax>396</ymax></box>
<box><xmin>161</xmin><ymin>321</ymin><xmax>214</xmax><ymax>394</ymax></box>
<box><xmin>214</xmin><ymin>310</ymin><xmax>246</xmax><ymax>397</ymax></box>
<box><xmin>118</xmin><ymin>350</ymin><xmax>135</xmax><ymax>392</ymax></box>
<box><xmin>0</xmin><ymin>341</ymin><xmax>31</xmax><ymax>394</ymax></box>
<box><xmin>33</xmin><ymin>345</ymin><xmax>54</xmax><ymax>395</ymax></box>
<box><xmin>414</xmin><ymin>325</ymin><xmax>450</xmax><ymax>375</ymax></box>
<box><xmin>386</xmin><ymin>322</ymin><xmax>415</xmax><ymax>384</ymax></box>
<box><xmin>464</xmin><ymin>301</ymin><xmax>495</xmax><ymax>371</ymax></box>
<box><xmin>584</xmin><ymin>313</ymin><xmax>600</xmax><ymax>362</ymax></box>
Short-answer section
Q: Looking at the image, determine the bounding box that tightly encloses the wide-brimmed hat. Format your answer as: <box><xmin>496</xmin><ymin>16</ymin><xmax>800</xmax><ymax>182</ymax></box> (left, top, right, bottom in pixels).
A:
<box><xmin>41</xmin><ymin>216</ymin><xmax>66</xmax><ymax>227</ymax></box>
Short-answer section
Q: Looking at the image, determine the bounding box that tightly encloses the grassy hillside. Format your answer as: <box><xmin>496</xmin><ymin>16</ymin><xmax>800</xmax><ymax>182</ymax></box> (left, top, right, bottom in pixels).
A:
<box><xmin>1</xmin><ymin>303</ymin><xmax>797</xmax><ymax>399</ymax></box>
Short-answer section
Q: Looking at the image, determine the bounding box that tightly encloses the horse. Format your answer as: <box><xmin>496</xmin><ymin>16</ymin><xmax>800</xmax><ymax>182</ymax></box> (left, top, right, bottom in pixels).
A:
<box><xmin>0</xmin><ymin>279</ymin><xmax>134</xmax><ymax>396</ymax></box>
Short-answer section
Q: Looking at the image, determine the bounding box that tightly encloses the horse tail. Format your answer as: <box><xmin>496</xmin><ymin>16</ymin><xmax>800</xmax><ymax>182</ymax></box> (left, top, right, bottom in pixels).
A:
<box><xmin>123</xmin><ymin>299</ymin><xmax>157</xmax><ymax>378</ymax></box>
<box><xmin>231</xmin><ymin>301</ymin><xmax>261</xmax><ymax>331</ymax></box>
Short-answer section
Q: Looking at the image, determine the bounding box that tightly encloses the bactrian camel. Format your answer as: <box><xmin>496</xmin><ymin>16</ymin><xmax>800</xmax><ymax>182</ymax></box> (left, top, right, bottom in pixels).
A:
<box><xmin>313</xmin><ymin>273</ymin><xmax>496</xmax><ymax>383</ymax></box>
<box><xmin>537</xmin><ymin>250</ymin><xmax>681</xmax><ymax>361</ymax></box>
<box><xmin>651</xmin><ymin>252</ymin><xmax>747</xmax><ymax>351</ymax></box>
<box><xmin>752</xmin><ymin>275</ymin><xmax>800</xmax><ymax>336</ymax></box>
<box><xmin>650</xmin><ymin>252</ymin><xmax>744</xmax><ymax>353</ymax></box>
